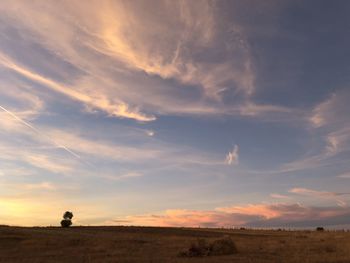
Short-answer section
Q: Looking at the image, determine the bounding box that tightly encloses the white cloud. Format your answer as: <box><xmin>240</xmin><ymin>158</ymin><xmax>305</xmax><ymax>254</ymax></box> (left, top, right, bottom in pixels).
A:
<box><xmin>275</xmin><ymin>91</ymin><xmax>350</xmax><ymax>173</ymax></box>
<box><xmin>24</xmin><ymin>182</ymin><xmax>56</xmax><ymax>191</ymax></box>
<box><xmin>338</xmin><ymin>172</ymin><xmax>350</xmax><ymax>178</ymax></box>
<box><xmin>270</xmin><ymin>193</ymin><xmax>291</xmax><ymax>199</ymax></box>
<box><xmin>0</xmin><ymin>144</ymin><xmax>75</xmax><ymax>174</ymax></box>
<box><xmin>146</xmin><ymin>130</ymin><xmax>155</xmax><ymax>137</ymax></box>
<box><xmin>309</xmin><ymin>91</ymin><xmax>350</xmax><ymax>128</ymax></box>
<box><xmin>103</xmin><ymin>172</ymin><xmax>144</xmax><ymax>181</ymax></box>
<box><xmin>225</xmin><ymin>145</ymin><xmax>239</xmax><ymax>165</ymax></box>
<box><xmin>281</xmin><ymin>89</ymin><xmax>350</xmax><ymax>173</ymax></box>
<box><xmin>23</xmin><ymin>154</ymin><xmax>73</xmax><ymax>174</ymax></box>
<box><xmin>289</xmin><ymin>187</ymin><xmax>350</xmax><ymax>207</ymax></box>
<box><xmin>0</xmin><ymin>85</ymin><xmax>44</xmax><ymax>120</ymax></box>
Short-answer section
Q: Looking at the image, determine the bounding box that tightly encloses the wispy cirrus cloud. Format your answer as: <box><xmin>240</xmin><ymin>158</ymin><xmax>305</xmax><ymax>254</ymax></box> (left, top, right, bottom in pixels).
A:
<box><xmin>0</xmin><ymin>0</ymin><xmax>298</xmax><ymax>123</ymax></box>
<box><xmin>0</xmin><ymin>52</ymin><xmax>155</xmax><ymax>122</ymax></box>
<box><xmin>0</xmin><ymin>85</ymin><xmax>44</xmax><ymax>120</ymax></box>
<box><xmin>289</xmin><ymin>188</ymin><xmax>350</xmax><ymax>207</ymax></box>
<box><xmin>309</xmin><ymin>91</ymin><xmax>350</xmax><ymax>165</ymax></box>
<box><xmin>338</xmin><ymin>172</ymin><xmax>350</xmax><ymax>178</ymax></box>
<box><xmin>23</xmin><ymin>182</ymin><xmax>56</xmax><ymax>191</ymax></box>
<box><xmin>0</xmin><ymin>104</ymin><xmax>81</xmax><ymax>160</ymax></box>
<box><xmin>270</xmin><ymin>193</ymin><xmax>291</xmax><ymax>200</ymax></box>
<box><xmin>0</xmin><ymin>144</ymin><xmax>75</xmax><ymax>174</ymax></box>
<box><xmin>246</xmin><ymin>89</ymin><xmax>350</xmax><ymax>177</ymax></box>
<box><xmin>0</xmin><ymin>99</ymin><xmax>225</xmax><ymax>177</ymax></box>
<box><xmin>271</xmin><ymin>97</ymin><xmax>350</xmax><ymax>174</ymax></box>
<box><xmin>309</xmin><ymin>90</ymin><xmax>350</xmax><ymax>129</ymax></box>
<box><xmin>104</xmin><ymin>172</ymin><xmax>144</xmax><ymax>181</ymax></box>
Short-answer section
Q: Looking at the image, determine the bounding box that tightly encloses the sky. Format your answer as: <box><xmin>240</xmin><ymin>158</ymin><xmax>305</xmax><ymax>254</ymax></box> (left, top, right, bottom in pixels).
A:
<box><xmin>0</xmin><ymin>0</ymin><xmax>350</xmax><ymax>228</ymax></box>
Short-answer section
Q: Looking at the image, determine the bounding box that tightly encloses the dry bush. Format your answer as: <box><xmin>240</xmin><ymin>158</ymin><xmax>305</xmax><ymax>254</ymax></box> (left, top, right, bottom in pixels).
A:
<box><xmin>179</xmin><ymin>238</ymin><xmax>210</xmax><ymax>257</ymax></box>
<box><xmin>209</xmin><ymin>236</ymin><xmax>238</xmax><ymax>255</ymax></box>
<box><xmin>296</xmin><ymin>235</ymin><xmax>308</xmax><ymax>239</ymax></box>
<box><xmin>311</xmin><ymin>244</ymin><xmax>337</xmax><ymax>254</ymax></box>
<box><xmin>324</xmin><ymin>245</ymin><xmax>336</xmax><ymax>253</ymax></box>
<box><xmin>179</xmin><ymin>236</ymin><xmax>237</xmax><ymax>257</ymax></box>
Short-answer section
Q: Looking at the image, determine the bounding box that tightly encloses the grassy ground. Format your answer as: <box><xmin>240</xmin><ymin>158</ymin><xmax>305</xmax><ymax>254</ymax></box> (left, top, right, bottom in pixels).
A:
<box><xmin>0</xmin><ymin>226</ymin><xmax>350</xmax><ymax>262</ymax></box>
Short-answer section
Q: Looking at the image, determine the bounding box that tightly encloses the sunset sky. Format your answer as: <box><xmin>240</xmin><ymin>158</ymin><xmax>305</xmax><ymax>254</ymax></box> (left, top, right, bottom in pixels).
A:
<box><xmin>1</xmin><ymin>0</ymin><xmax>350</xmax><ymax>228</ymax></box>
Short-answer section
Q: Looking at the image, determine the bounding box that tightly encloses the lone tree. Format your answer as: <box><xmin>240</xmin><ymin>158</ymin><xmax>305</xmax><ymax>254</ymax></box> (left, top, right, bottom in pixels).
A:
<box><xmin>60</xmin><ymin>211</ymin><xmax>73</xmax><ymax>227</ymax></box>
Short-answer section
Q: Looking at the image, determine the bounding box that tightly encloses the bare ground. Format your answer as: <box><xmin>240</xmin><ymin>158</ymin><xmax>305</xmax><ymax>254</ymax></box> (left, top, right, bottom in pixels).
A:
<box><xmin>0</xmin><ymin>226</ymin><xmax>350</xmax><ymax>263</ymax></box>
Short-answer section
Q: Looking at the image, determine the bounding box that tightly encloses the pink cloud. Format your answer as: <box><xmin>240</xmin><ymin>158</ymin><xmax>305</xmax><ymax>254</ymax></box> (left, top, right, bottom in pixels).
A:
<box><xmin>111</xmin><ymin>209</ymin><xmax>256</xmax><ymax>228</ymax></box>
<box><xmin>111</xmin><ymin>203</ymin><xmax>350</xmax><ymax>228</ymax></box>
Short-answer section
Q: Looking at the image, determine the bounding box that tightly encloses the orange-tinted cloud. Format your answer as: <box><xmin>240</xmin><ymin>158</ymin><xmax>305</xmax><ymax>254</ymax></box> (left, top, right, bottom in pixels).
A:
<box><xmin>0</xmin><ymin>1</ymin><xmax>297</xmax><ymax>122</ymax></box>
<box><xmin>111</xmin><ymin>203</ymin><xmax>350</xmax><ymax>228</ymax></box>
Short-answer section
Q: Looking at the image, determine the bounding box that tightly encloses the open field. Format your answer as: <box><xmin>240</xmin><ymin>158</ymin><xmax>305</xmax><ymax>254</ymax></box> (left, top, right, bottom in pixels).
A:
<box><xmin>1</xmin><ymin>226</ymin><xmax>350</xmax><ymax>263</ymax></box>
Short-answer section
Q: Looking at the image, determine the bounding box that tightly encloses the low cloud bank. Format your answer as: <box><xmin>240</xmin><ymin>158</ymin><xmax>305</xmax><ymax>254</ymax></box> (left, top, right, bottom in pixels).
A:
<box><xmin>112</xmin><ymin>203</ymin><xmax>350</xmax><ymax>228</ymax></box>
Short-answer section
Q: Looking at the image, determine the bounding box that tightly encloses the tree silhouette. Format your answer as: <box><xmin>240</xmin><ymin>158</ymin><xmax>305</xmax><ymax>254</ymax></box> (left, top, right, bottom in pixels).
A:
<box><xmin>60</xmin><ymin>211</ymin><xmax>73</xmax><ymax>227</ymax></box>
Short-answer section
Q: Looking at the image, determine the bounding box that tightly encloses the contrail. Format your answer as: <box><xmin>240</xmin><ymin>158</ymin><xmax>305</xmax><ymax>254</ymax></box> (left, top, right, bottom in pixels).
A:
<box><xmin>0</xmin><ymin>105</ymin><xmax>81</xmax><ymax>160</ymax></box>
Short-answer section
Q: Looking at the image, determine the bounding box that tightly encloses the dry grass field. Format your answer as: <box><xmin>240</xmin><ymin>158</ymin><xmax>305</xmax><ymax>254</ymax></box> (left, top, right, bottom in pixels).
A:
<box><xmin>1</xmin><ymin>226</ymin><xmax>350</xmax><ymax>263</ymax></box>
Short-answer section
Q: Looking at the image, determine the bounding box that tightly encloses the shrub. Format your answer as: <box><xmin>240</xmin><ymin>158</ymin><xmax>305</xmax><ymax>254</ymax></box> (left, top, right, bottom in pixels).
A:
<box><xmin>209</xmin><ymin>236</ymin><xmax>238</xmax><ymax>255</ymax></box>
<box><xmin>179</xmin><ymin>239</ymin><xmax>210</xmax><ymax>257</ymax></box>
<box><xmin>316</xmin><ymin>227</ymin><xmax>324</xmax><ymax>232</ymax></box>
<box><xmin>179</xmin><ymin>236</ymin><xmax>238</xmax><ymax>257</ymax></box>
<box><xmin>324</xmin><ymin>245</ymin><xmax>336</xmax><ymax>253</ymax></box>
